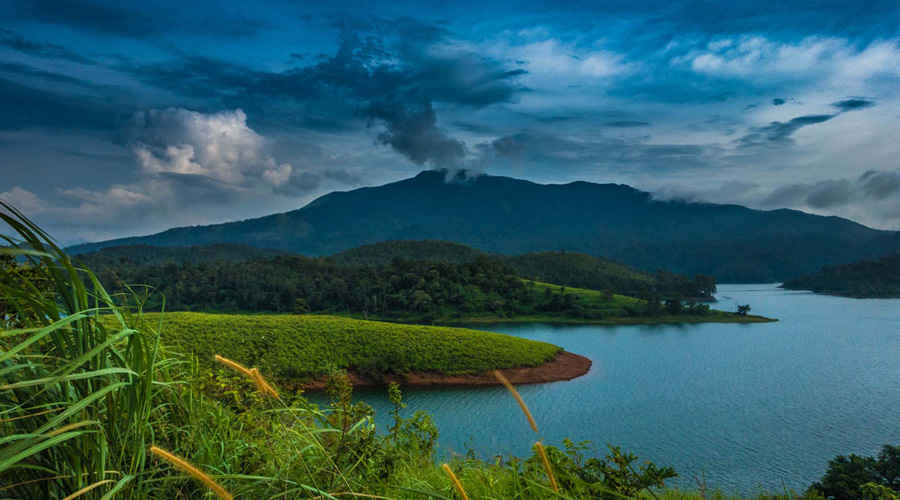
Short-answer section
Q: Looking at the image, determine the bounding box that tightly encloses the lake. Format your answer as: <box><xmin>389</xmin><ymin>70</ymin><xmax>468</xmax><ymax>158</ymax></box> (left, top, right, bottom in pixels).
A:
<box><xmin>313</xmin><ymin>284</ymin><xmax>900</xmax><ymax>493</ymax></box>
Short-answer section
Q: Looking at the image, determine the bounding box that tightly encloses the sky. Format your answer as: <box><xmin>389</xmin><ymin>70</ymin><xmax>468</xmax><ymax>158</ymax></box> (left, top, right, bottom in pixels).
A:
<box><xmin>1</xmin><ymin>0</ymin><xmax>900</xmax><ymax>244</ymax></box>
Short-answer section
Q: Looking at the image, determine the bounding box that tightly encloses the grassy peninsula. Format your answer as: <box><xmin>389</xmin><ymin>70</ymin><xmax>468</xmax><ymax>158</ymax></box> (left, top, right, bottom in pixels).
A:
<box><xmin>144</xmin><ymin>311</ymin><xmax>568</xmax><ymax>384</ymax></box>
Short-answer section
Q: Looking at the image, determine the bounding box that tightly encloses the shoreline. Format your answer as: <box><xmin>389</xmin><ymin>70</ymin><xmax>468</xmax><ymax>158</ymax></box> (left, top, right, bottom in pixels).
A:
<box><xmin>298</xmin><ymin>351</ymin><xmax>592</xmax><ymax>390</ymax></box>
<box><xmin>349</xmin><ymin>313</ymin><xmax>777</xmax><ymax>326</ymax></box>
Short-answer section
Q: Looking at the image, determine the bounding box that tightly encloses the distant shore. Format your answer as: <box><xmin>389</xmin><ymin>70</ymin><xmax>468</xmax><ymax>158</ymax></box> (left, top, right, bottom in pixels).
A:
<box><xmin>298</xmin><ymin>351</ymin><xmax>592</xmax><ymax>390</ymax></box>
<box><xmin>345</xmin><ymin>312</ymin><xmax>777</xmax><ymax>326</ymax></box>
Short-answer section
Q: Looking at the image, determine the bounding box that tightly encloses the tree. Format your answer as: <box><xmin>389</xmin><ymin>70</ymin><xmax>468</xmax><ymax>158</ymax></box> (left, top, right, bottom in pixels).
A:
<box><xmin>293</xmin><ymin>298</ymin><xmax>309</xmax><ymax>314</ymax></box>
<box><xmin>736</xmin><ymin>303</ymin><xmax>751</xmax><ymax>316</ymax></box>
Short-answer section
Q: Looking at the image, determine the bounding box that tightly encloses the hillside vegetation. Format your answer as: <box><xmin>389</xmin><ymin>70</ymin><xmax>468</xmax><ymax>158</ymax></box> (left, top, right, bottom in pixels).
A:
<box><xmin>69</xmin><ymin>169</ymin><xmax>900</xmax><ymax>282</ymax></box>
<box><xmin>78</xmin><ymin>242</ymin><xmax>285</xmax><ymax>266</ymax></box>
<box><xmin>333</xmin><ymin>239</ymin><xmax>488</xmax><ymax>265</ymax></box>
<box><xmin>80</xmin><ymin>248</ymin><xmax>767</xmax><ymax>323</ymax></box>
<box><xmin>783</xmin><ymin>253</ymin><xmax>900</xmax><ymax>297</ymax></box>
<box><xmin>146</xmin><ymin>311</ymin><xmax>562</xmax><ymax>380</ymax></box>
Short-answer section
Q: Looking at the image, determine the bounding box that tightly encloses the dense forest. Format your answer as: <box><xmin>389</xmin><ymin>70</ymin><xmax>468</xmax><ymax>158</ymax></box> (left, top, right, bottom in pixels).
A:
<box><xmin>335</xmin><ymin>241</ymin><xmax>716</xmax><ymax>298</ymax></box>
<box><xmin>79</xmin><ymin>247</ymin><xmax>720</xmax><ymax>320</ymax></box>
<box><xmin>332</xmin><ymin>240</ymin><xmax>488</xmax><ymax>266</ymax></box>
<box><xmin>783</xmin><ymin>253</ymin><xmax>900</xmax><ymax>297</ymax></box>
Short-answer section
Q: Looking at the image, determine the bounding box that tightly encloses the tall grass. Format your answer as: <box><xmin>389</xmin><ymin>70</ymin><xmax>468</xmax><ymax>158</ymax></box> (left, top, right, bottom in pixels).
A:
<box><xmin>0</xmin><ymin>200</ymin><xmax>185</xmax><ymax>499</ymax></box>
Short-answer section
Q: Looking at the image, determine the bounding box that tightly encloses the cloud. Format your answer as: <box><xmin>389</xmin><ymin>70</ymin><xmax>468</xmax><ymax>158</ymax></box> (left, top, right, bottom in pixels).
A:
<box><xmin>761</xmin><ymin>170</ymin><xmax>900</xmax><ymax>209</ymax></box>
<box><xmin>363</xmin><ymin>93</ymin><xmax>466</xmax><ymax>168</ymax></box>
<box><xmin>0</xmin><ymin>29</ymin><xmax>94</xmax><ymax>64</ymax></box>
<box><xmin>831</xmin><ymin>98</ymin><xmax>875</xmax><ymax>111</ymax></box>
<box><xmin>8</xmin><ymin>0</ymin><xmax>267</xmax><ymax>39</ymax></box>
<box><xmin>736</xmin><ymin>114</ymin><xmax>835</xmax><ymax>148</ymax></box>
<box><xmin>772</xmin><ymin>98</ymin><xmax>786</xmax><ymax>106</ymax></box>
<box><xmin>117</xmin><ymin>16</ymin><xmax>527</xmax><ymax>132</ymax></box>
<box><xmin>0</xmin><ymin>186</ymin><xmax>43</xmax><ymax>213</ymax></box>
<box><xmin>604</xmin><ymin>121</ymin><xmax>652</xmax><ymax>127</ymax></box>
<box><xmin>677</xmin><ymin>36</ymin><xmax>900</xmax><ymax>91</ymax></box>
<box><xmin>125</xmin><ymin>108</ymin><xmax>275</xmax><ymax>184</ymax></box>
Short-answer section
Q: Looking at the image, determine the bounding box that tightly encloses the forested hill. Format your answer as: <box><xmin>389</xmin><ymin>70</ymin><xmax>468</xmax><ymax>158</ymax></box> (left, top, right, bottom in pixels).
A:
<box><xmin>68</xmin><ymin>169</ymin><xmax>900</xmax><ymax>282</ymax></box>
<box><xmin>80</xmin><ymin>250</ymin><xmax>736</xmax><ymax>322</ymax></box>
<box><xmin>77</xmin><ymin>243</ymin><xmax>285</xmax><ymax>267</ymax></box>
<box><xmin>332</xmin><ymin>240</ymin><xmax>488</xmax><ymax>266</ymax></box>
<box><xmin>78</xmin><ymin>241</ymin><xmax>715</xmax><ymax>299</ymax></box>
<box><xmin>782</xmin><ymin>253</ymin><xmax>900</xmax><ymax>297</ymax></box>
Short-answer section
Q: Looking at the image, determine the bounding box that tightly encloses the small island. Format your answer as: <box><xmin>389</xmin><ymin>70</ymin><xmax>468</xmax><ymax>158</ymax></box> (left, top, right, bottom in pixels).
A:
<box><xmin>783</xmin><ymin>253</ymin><xmax>900</xmax><ymax>298</ymax></box>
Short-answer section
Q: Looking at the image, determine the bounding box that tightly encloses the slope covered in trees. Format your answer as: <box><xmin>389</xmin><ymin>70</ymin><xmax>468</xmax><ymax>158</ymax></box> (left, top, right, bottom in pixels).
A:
<box><xmin>783</xmin><ymin>253</ymin><xmax>900</xmax><ymax>297</ymax></box>
<box><xmin>77</xmin><ymin>243</ymin><xmax>285</xmax><ymax>267</ymax></box>
<box><xmin>69</xmin><ymin>169</ymin><xmax>900</xmax><ymax>282</ymax></box>
<box><xmin>82</xmin><ymin>249</ymin><xmax>765</xmax><ymax>323</ymax></box>
<box><xmin>332</xmin><ymin>240</ymin><xmax>487</xmax><ymax>266</ymax></box>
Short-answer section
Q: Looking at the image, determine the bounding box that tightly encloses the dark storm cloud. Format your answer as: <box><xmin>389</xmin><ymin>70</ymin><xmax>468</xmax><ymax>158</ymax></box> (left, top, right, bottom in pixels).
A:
<box><xmin>0</xmin><ymin>77</ymin><xmax>122</xmax><ymax>131</ymax></box>
<box><xmin>604</xmin><ymin>120</ymin><xmax>652</xmax><ymax>127</ymax></box>
<box><xmin>0</xmin><ymin>28</ymin><xmax>94</xmax><ymax>64</ymax></box>
<box><xmin>363</xmin><ymin>93</ymin><xmax>465</xmax><ymax>168</ymax></box>
<box><xmin>736</xmin><ymin>114</ymin><xmax>834</xmax><ymax>148</ymax></box>
<box><xmin>831</xmin><ymin>98</ymin><xmax>875</xmax><ymax>111</ymax></box>
<box><xmin>8</xmin><ymin>0</ymin><xmax>267</xmax><ymax>39</ymax></box>
<box><xmin>116</xmin><ymin>15</ymin><xmax>525</xmax><ymax>132</ymax></box>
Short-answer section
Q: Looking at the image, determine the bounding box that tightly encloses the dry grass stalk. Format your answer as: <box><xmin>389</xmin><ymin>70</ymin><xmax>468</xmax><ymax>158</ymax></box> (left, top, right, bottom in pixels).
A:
<box><xmin>534</xmin><ymin>441</ymin><xmax>559</xmax><ymax>492</ymax></box>
<box><xmin>149</xmin><ymin>446</ymin><xmax>233</xmax><ymax>500</ymax></box>
<box><xmin>250</xmin><ymin>367</ymin><xmax>280</xmax><ymax>398</ymax></box>
<box><xmin>442</xmin><ymin>463</ymin><xmax>471</xmax><ymax>500</ymax></box>
<box><xmin>493</xmin><ymin>370</ymin><xmax>538</xmax><ymax>433</ymax></box>
<box><xmin>214</xmin><ymin>354</ymin><xmax>254</xmax><ymax>378</ymax></box>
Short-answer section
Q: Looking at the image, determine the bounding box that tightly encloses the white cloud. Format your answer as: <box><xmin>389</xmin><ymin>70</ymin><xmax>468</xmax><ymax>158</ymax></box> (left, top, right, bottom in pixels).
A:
<box><xmin>263</xmin><ymin>162</ymin><xmax>292</xmax><ymax>186</ymax></box>
<box><xmin>1</xmin><ymin>186</ymin><xmax>43</xmax><ymax>213</ymax></box>
<box><xmin>128</xmin><ymin>108</ymin><xmax>280</xmax><ymax>184</ymax></box>
<box><xmin>678</xmin><ymin>36</ymin><xmax>900</xmax><ymax>88</ymax></box>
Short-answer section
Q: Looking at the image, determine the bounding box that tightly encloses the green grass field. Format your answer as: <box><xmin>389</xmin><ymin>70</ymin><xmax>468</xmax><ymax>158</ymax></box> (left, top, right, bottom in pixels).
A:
<box><xmin>146</xmin><ymin>311</ymin><xmax>563</xmax><ymax>380</ymax></box>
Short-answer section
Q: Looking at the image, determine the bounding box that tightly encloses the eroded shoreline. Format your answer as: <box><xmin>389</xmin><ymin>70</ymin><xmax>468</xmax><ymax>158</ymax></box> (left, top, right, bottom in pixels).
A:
<box><xmin>298</xmin><ymin>351</ymin><xmax>592</xmax><ymax>390</ymax></box>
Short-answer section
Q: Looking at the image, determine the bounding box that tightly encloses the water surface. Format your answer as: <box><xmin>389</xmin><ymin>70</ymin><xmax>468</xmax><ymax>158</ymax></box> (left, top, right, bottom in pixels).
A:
<box><xmin>313</xmin><ymin>285</ymin><xmax>900</xmax><ymax>493</ymax></box>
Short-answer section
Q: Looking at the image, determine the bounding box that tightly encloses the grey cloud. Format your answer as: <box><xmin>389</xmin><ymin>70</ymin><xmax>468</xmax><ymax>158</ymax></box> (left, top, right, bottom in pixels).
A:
<box><xmin>117</xmin><ymin>16</ymin><xmax>526</xmax><ymax>132</ymax></box>
<box><xmin>736</xmin><ymin>114</ymin><xmax>834</xmax><ymax>148</ymax></box>
<box><xmin>604</xmin><ymin>120</ymin><xmax>652</xmax><ymax>127</ymax></box>
<box><xmin>9</xmin><ymin>0</ymin><xmax>267</xmax><ymax>39</ymax></box>
<box><xmin>0</xmin><ymin>29</ymin><xmax>94</xmax><ymax>64</ymax></box>
<box><xmin>859</xmin><ymin>170</ymin><xmax>900</xmax><ymax>199</ymax></box>
<box><xmin>831</xmin><ymin>98</ymin><xmax>875</xmax><ymax>111</ymax></box>
<box><xmin>772</xmin><ymin>98</ymin><xmax>786</xmax><ymax>106</ymax></box>
<box><xmin>761</xmin><ymin>170</ymin><xmax>900</xmax><ymax>209</ymax></box>
<box><xmin>0</xmin><ymin>77</ymin><xmax>122</xmax><ymax>131</ymax></box>
<box><xmin>363</xmin><ymin>93</ymin><xmax>465</xmax><ymax>168</ymax></box>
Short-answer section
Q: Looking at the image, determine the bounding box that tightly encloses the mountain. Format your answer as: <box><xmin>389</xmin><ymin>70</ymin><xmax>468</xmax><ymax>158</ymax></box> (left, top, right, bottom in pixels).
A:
<box><xmin>68</xmin><ymin>169</ymin><xmax>900</xmax><ymax>282</ymax></box>
<box><xmin>782</xmin><ymin>253</ymin><xmax>900</xmax><ymax>297</ymax></box>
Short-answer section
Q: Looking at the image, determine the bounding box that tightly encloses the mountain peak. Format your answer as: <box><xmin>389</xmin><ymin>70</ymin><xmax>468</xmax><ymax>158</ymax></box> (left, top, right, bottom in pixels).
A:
<box><xmin>67</xmin><ymin>170</ymin><xmax>898</xmax><ymax>282</ymax></box>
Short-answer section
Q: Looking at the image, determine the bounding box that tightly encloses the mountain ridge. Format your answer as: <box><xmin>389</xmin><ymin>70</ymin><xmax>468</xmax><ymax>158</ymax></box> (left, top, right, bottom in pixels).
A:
<box><xmin>68</xmin><ymin>169</ymin><xmax>900</xmax><ymax>282</ymax></box>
